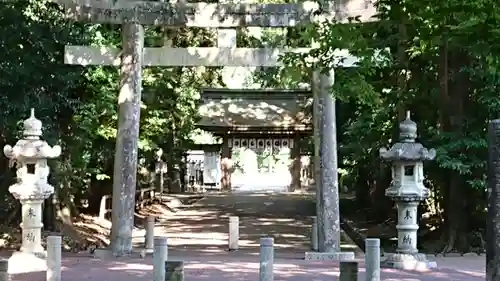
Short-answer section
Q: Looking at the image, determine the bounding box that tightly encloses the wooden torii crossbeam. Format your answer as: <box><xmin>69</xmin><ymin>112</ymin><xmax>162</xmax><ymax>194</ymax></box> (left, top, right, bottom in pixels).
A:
<box><xmin>51</xmin><ymin>0</ymin><xmax>376</xmax><ymax>258</ymax></box>
<box><xmin>64</xmin><ymin>46</ymin><xmax>361</xmax><ymax>67</ymax></box>
<box><xmin>59</xmin><ymin>0</ymin><xmax>374</xmax><ymax>67</ymax></box>
<box><xmin>58</xmin><ymin>0</ymin><xmax>375</xmax><ymax>26</ymax></box>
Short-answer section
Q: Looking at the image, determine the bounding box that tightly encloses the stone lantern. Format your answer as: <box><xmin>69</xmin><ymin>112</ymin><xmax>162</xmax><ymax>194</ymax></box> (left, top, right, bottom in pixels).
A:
<box><xmin>379</xmin><ymin>111</ymin><xmax>436</xmax><ymax>270</ymax></box>
<box><xmin>3</xmin><ymin>109</ymin><xmax>61</xmax><ymax>256</ymax></box>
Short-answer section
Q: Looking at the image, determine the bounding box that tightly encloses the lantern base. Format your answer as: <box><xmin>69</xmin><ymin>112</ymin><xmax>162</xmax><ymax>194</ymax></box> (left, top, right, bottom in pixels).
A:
<box><xmin>19</xmin><ymin>241</ymin><xmax>46</xmax><ymax>256</ymax></box>
<box><xmin>304</xmin><ymin>251</ymin><xmax>355</xmax><ymax>261</ymax></box>
<box><xmin>91</xmin><ymin>247</ymin><xmax>149</xmax><ymax>259</ymax></box>
<box><xmin>381</xmin><ymin>252</ymin><xmax>437</xmax><ymax>271</ymax></box>
<box><xmin>7</xmin><ymin>250</ymin><xmax>47</xmax><ymax>273</ymax></box>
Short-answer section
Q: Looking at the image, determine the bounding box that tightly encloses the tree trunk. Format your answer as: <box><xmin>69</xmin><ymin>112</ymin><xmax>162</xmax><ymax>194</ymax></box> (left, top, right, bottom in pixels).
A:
<box><xmin>438</xmin><ymin>41</ymin><xmax>471</xmax><ymax>253</ymax></box>
<box><xmin>355</xmin><ymin>167</ymin><xmax>371</xmax><ymax>206</ymax></box>
<box><xmin>109</xmin><ymin>22</ymin><xmax>144</xmax><ymax>256</ymax></box>
<box><xmin>370</xmin><ymin>164</ymin><xmax>392</xmax><ymax>221</ymax></box>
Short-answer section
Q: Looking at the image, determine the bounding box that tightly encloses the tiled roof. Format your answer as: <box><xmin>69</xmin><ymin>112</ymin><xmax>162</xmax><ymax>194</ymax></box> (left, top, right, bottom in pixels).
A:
<box><xmin>198</xmin><ymin>88</ymin><xmax>312</xmax><ymax>131</ymax></box>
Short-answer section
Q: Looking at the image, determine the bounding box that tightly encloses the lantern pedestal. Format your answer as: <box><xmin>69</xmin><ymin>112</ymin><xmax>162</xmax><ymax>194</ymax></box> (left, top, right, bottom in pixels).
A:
<box><xmin>18</xmin><ymin>199</ymin><xmax>46</xmax><ymax>254</ymax></box>
<box><xmin>8</xmin><ymin>197</ymin><xmax>48</xmax><ymax>273</ymax></box>
<box><xmin>7</xmin><ymin>251</ymin><xmax>48</xmax><ymax>274</ymax></box>
<box><xmin>7</xmin><ymin>191</ymin><xmax>53</xmax><ymax>274</ymax></box>
<box><xmin>381</xmin><ymin>253</ymin><xmax>436</xmax><ymax>270</ymax></box>
<box><xmin>381</xmin><ymin>199</ymin><xmax>436</xmax><ymax>270</ymax></box>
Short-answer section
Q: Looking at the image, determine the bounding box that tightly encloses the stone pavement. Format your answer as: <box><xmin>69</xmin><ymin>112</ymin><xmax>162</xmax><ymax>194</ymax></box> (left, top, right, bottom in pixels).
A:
<box><xmin>10</xmin><ymin>255</ymin><xmax>485</xmax><ymax>281</ymax></box>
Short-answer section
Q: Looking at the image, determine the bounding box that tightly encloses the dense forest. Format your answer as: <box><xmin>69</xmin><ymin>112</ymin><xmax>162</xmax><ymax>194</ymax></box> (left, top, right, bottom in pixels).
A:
<box><xmin>0</xmin><ymin>0</ymin><xmax>499</xmax><ymax>254</ymax></box>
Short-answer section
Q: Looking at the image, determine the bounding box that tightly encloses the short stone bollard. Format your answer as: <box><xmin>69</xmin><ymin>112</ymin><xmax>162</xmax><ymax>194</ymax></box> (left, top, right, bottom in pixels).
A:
<box><xmin>153</xmin><ymin>236</ymin><xmax>168</xmax><ymax>281</ymax></box>
<box><xmin>311</xmin><ymin>216</ymin><xmax>318</xmax><ymax>251</ymax></box>
<box><xmin>340</xmin><ymin>261</ymin><xmax>359</xmax><ymax>281</ymax></box>
<box><xmin>259</xmin><ymin>237</ymin><xmax>274</xmax><ymax>281</ymax></box>
<box><xmin>228</xmin><ymin>216</ymin><xmax>239</xmax><ymax>251</ymax></box>
<box><xmin>145</xmin><ymin>216</ymin><xmax>155</xmax><ymax>251</ymax></box>
<box><xmin>47</xmin><ymin>235</ymin><xmax>62</xmax><ymax>281</ymax></box>
<box><xmin>165</xmin><ymin>260</ymin><xmax>184</xmax><ymax>281</ymax></box>
<box><xmin>365</xmin><ymin>238</ymin><xmax>380</xmax><ymax>281</ymax></box>
<box><xmin>0</xmin><ymin>259</ymin><xmax>8</xmax><ymax>281</ymax></box>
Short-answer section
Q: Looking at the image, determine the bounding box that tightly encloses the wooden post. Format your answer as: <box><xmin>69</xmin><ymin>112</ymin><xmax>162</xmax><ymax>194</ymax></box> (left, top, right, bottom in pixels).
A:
<box><xmin>145</xmin><ymin>216</ymin><xmax>155</xmax><ymax>251</ymax></box>
<box><xmin>220</xmin><ymin>136</ymin><xmax>233</xmax><ymax>192</ymax></box>
<box><xmin>487</xmin><ymin>120</ymin><xmax>500</xmax><ymax>281</ymax></box>
<box><xmin>259</xmin><ymin>237</ymin><xmax>274</xmax><ymax>281</ymax></box>
<box><xmin>165</xmin><ymin>261</ymin><xmax>184</xmax><ymax>281</ymax></box>
<box><xmin>340</xmin><ymin>261</ymin><xmax>359</xmax><ymax>281</ymax></box>
<box><xmin>155</xmin><ymin>149</ymin><xmax>165</xmax><ymax>199</ymax></box>
<box><xmin>365</xmin><ymin>238</ymin><xmax>380</xmax><ymax>281</ymax></box>
<box><xmin>228</xmin><ymin>216</ymin><xmax>239</xmax><ymax>250</ymax></box>
<box><xmin>153</xmin><ymin>236</ymin><xmax>168</xmax><ymax>281</ymax></box>
<box><xmin>47</xmin><ymin>235</ymin><xmax>62</xmax><ymax>281</ymax></box>
<box><xmin>311</xmin><ymin>216</ymin><xmax>318</xmax><ymax>251</ymax></box>
<box><xmin>290</xmin><ymin>134</ymin><xmax>302</xmax><ymax>192</ymax></box>
<box><xmin>0</xmin><ymin>259</ymin><xmax>8</xmax><ymax>281</ymax></box>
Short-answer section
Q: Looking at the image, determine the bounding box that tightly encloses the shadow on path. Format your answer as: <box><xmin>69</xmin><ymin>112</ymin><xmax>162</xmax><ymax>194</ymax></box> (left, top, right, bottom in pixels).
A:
<box><xmin>146</xmin><ymin>192</ymin><xmax>355</xmax><ymax>258</ymax></box>
<box><xmin>11</xmin><ymin>256</ymin><xmax>486</xmax><ymax>281</ymax></box>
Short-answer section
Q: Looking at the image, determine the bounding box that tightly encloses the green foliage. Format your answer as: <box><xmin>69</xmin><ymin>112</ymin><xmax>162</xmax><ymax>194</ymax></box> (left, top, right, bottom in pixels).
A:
<box><xmin>279</xmin><ymin>0</ymin><xmax>500</xmax><ymax>249</ymax></box>
<box><xmin>0</xmin><ymin>0</ymin><xmax>218</xmax><ymax>215</ymax></box>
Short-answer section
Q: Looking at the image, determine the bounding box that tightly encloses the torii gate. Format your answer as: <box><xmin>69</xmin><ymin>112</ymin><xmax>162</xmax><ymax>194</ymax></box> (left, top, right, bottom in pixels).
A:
<box><xmin>53</xmin><ymin>0</ymin><xmax>376</xmax><ymax>257</ymax></box>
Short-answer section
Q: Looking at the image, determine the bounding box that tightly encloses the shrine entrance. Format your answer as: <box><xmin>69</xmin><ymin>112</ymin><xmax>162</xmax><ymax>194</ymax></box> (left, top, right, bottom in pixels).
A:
<box><xmin>230</xmin><ymin>138</ymin><xmax>293</xmax><ymax>192</ymax></box>
<box><xmin>197</xmin><ymin>88</ymin><xmax>312</xmax><ymax>192</ymax></box>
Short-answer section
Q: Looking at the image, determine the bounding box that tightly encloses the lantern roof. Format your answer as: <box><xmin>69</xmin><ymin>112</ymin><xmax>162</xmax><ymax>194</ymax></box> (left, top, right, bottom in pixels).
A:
<box><xmin>399</xmin><ymin>111</ymin><xmax>417</xmax><ymax>142</ymax></box>
<box><xmin>3</xmin><ymin>109</ymin><xmax>61</xmax><ymax>160</ymax></box>
<box><xmin>380</xmin><ymin>111</ymin><xmax>436</xmax><ymax>161</ymax></box>
<box><xmin>23</xmin><ymin>108</ymin><xmax>43</xmax><ymax>138</ymax></box>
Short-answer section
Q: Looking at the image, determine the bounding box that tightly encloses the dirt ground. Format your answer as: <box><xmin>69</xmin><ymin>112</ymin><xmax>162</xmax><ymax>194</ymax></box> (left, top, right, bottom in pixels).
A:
<box><xmin>140</xmin><ymin>191</ymin><xmax>360</xmax><ymax>258</ymax></box>
<box><xmin>1</xmin><ymin>191</ymin><xmax>488</xmax><ymax>281</ymax></box>
<box><xmin>0</xmin><ymin>193</ymin><xmax>204</xmax><ymax>253</ymax></box>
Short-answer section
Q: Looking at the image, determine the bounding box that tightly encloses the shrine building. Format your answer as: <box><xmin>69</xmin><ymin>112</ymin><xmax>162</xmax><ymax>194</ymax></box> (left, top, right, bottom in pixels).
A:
<box><xmin>196</xmin><ymin>88</ymin><xmax>313</xmax><ymax>192</ymax></box>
